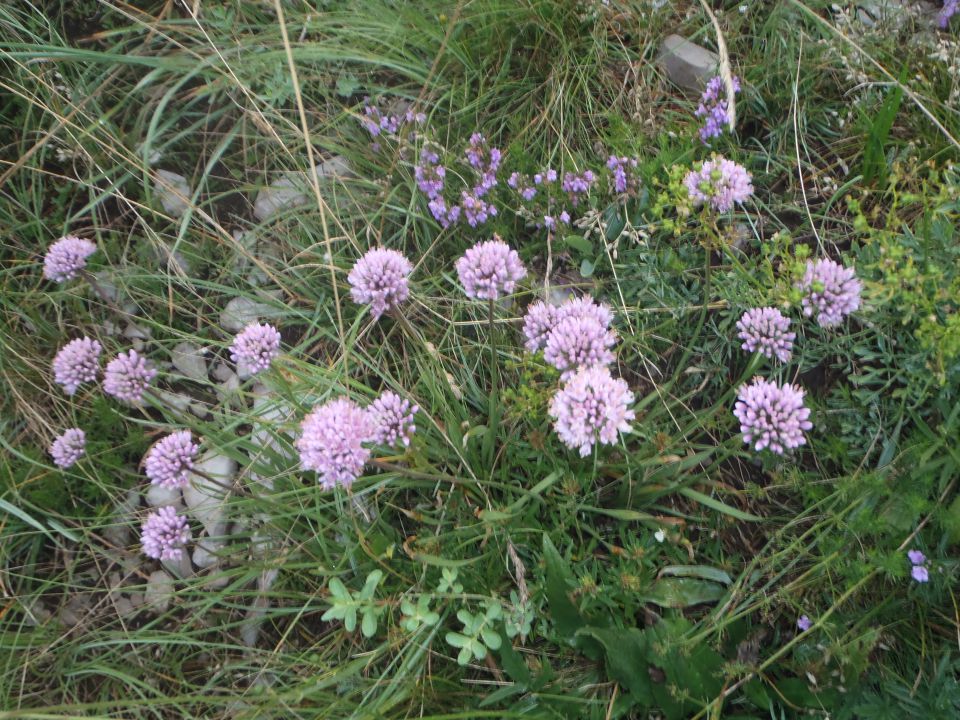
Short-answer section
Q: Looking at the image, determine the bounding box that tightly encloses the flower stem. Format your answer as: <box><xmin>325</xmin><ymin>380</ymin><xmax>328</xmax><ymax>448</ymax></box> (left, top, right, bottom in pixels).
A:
<box><xmin>483</xmin><ymin>298</ymin><xmax>500</xmax><ymax>474</ymax></box>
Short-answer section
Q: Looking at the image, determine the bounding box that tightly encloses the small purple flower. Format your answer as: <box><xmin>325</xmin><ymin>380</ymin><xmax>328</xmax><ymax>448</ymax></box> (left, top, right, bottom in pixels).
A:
<box><xmin>549</xmin><ymin>365</ymin><xmax>635</xmax><ymax>456</ymax></box>
<box><xmin>695</xmin><ymin>75</ymin><xmax>741</xmax><ymax>143</ymax></box>
<box><xmin>908</xmin><ymin>549</ymin><xmax>926</xmax><ymax>566</ymax></box>
<box><xmin>522</xmin><ymin>301</ymin><xmax>560</xmax><ymax>353</ymax></box>
<box><xmin>509</xmin><ymin>172</ymin><xmax>537</xmax><ymax>201</ymax></box>
<box><xmin>296</xmin><ymin>397</ymin><xmax>374</xmax><ymax>490</ymax></box>
<box><xmin>141</xmin><ymin>506</ymin><xmax>191</xmax><ymax>561</ymax></box>
<box><xmin>559</xmin><ymin>210</ymin><xmax>571</xmax><ymax>225</ymax></box>
<box><xmin>144</xmin><ymin>430</ymin><xmax>199</xmax><ymax>490</ymax></box>
<box><xmin>230</xmin><ymin>322</ymin><xmax>281</xmax><ymax>375</ymax></box>
<box><xmin>460</xmin><ymin>191</ymin><xmax>498</xmax><ymax>227</ymax></box>
<box><xmin>561</xmin><ymin>170</ymin><xmax>595</xmax><ymax>206</ymax></box>
<box><xmin>49</xmin><ymin>428</ymin><xmax>86</xmax><ymax>469</ymax></box>
<box><xmin>545</xmin><ymin>168</ymin><xmax>558</xmax><ymax>183</ymax></box>
<box><xmin>414</xmin><ymin>148</ymin><xmax>446</xmax><ymax>199</ymax></box>
<box><xmin>797</xmin><ymin>615</ymin><xmax>812</xmax><ymax>632</ymax></box>
<box><xmin>52</xmin><ymin>336</ymin><xmax>102</xmax><ymax>395</ymax></box>
<box><xmin>606</xmin><ymin>155</ymin><xmax>640</xmax><ymax>194</ymax></box>
<box><xmin>428</xmin><ymin>196</ymin><xmax>461</xmax><ymax>228</ymax></box>
<box><xmin>103</xmin><ymin>349</ymin><xmax>157</xmax><ymax>403</ymax></box>
<box><xmin>455</xmin><ymin>237</ymin><xmax>526</xmax><ymax>300</ymax></box>
<box><xmin>797</xmin><ymin>259</ymin><xmax>861</xmax><ymax>328</ymax></box>
<box><xmin>43</xmin><ymin>235</ymin><xmax>97</xmax><ymax>282</ymax></box>
<box><xmin>543</xmin><ymin>315</ymin><xmax>617</xmax><ymax>380</ymax></box>
<box><xmin>368</xmin><ymin>391</ymin><xmax>418</xmax><ymax>448</ymax></box>
<box><xmin>939</xmin><ymin>0</ymin><xmax>958</xmax><ymax>28</ymax></box>
<box><xmin>557</xmin><ymin>295</ymin><xmax>615</xmax><ymax>329</ymax></box>
<box><xmin>912</xmin><ymin>565</ymin><xmax>930</xmax><ymax>583</ymax></box>
<box><xmin>348</xmin><ymin>248</ymin><xmax>414</xmax><ymax>320</ymax></box>
<box><xmin>736</xmin><ymin>307</ymin><xmax>795</xmax><ymax>363</ymax></box>
<box><xmin>733</xmin><ymin>377</ymin><xmax>812</xmax><ymax>455</ymax></box>
<box><xmin>684</xmin><ymin>156</ymin><xmax>753</xmax><ymax>212</ymax></box>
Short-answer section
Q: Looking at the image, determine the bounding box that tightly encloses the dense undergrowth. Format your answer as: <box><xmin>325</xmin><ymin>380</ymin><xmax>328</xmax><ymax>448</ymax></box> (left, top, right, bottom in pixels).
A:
<box><xmin>1</xmin><ymin>0</ymin><xmax>959</xmax><ymax>718</ymax></box>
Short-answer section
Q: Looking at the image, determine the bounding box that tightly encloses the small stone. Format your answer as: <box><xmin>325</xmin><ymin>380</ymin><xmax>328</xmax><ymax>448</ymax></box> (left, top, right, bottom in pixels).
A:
<box><xmin>219</xmin><ymin>296</ymin><xmax>279</xmax><ymax>333</ymax></box>
<box><xmin>92</xmin><ymin>271</ymin><xmax>139</xmax><ymax>314</ymax></box>
<box><xmin>114</xmin><ymin>596</ymin><xmax>136</xmax><ymax>618</ymax></box>
<box><xmin>192</xmin><ymin>539</ymin><xmax>223</xmax><ymax>569</ymax></box>
<box><xmin>171</xmin><ymin>342</ymin><xmax>209</xmax><ymax>382</ymax></box>
<box><xmin>104</xmin><ymin>489</ymin><xmax>140</xmax><ymax>546</ymax></box>
<box><xmin>252</xmin><ymin>156</ymin><xmax>352</xmax><ymax>221</ymax></box>
<box><xmin>240</xmin><ymin>568</ymin><xmax>279</xmax><ymax>647</ymax></box>
<box><xmin>155</xmin><ymin>169</ymin><xmax>192</xmax><ymax>217</ymax></box>
<box><xmin>144</xmin><ymin>570</ymin><xmax>174</xmax><ymax>613</ymax></box>
<box><xmin>59</xmin><ymin>594</ymin><xmax>91</xmax><ymax>627</ymax></box>
<box><xmin>657</xmin><ymin>34</ymin><xmax>718</xmax><ymax>92</ymax></box>
<box><xmin>146</xmin><ymin>483</ymin><xmax>183</xmax><ymax>509</ymax></box>
<box><xmin>184</xmin><ymin>451</ymin><xmax>236</xmax><ymax>537</ymax></box>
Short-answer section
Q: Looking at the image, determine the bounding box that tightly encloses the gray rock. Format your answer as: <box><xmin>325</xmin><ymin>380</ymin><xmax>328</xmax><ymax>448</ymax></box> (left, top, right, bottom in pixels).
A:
<box><xmin>252</xmin><ymin>156</ymin><xmax>352</xmax><ymax>221</ymax></box>
<box><xmin>184</xmin><ymin>451</ymin><xmax>236</xmax><ymax>537</ymax></box>
<box><xmin>146</xmin><ymin>483</ymin><xmax>183</xmax><ymax>509</ymax></box>
<box><xmin>240</xmin><ymin>568</ymin><xmax>279</xmax><ymax>647</ymax></box>
<box><xmin>144</xmin><ymin>570</ymin><xmax>174</xmax><ymax>613</ymax></box>
<box><xmin>171</xmin><ymin>342</ymin><xmax>209</xmax><ymax>382</ymax></box>
<box><xmin>114</xmin><ymin>595</ymin><xmax>136</xmax><ymax>619</ymax></box>
<box><xmin>192</xmin><ymin>540</ymin><xmax>223</xmax><ymax>569</ymax></box>
<box><xmin>219</xmin><ymin>296</ymin><xmax>279</xmax><ymax>333</ymax></box>
<box><xmin>155</xmin><ymin>169</ymin><xmax>192</xmax><ymax>217</ymax></box>
<box><xmin>657</xmin><ymin>34</ymin><xmax>718</xmax><ymax>92</ymax></box>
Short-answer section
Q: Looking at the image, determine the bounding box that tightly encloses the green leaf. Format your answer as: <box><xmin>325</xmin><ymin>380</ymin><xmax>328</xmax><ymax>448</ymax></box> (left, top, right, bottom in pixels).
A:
<box><xmin>580</xmin><ymin>258</ymin><xmax>595</xmax><ymax>277</ymax></box>
<box><xmin>541</xmin><ymin>534</ymin><xmax>587</xmax><ymax>640</ymax></box>
<box><xmin>360</xmin><ymin>569</ymin><xmax>383</xmax><ymax>600</ymax></box>
<box><xmin>575</xmin><ymin>627</ymin><xmax>653</xmax><ymax>704</ymax></box>
<box><xmin>563</xmin><ymin>234</ymin><xmax>594</xmax><ymax>255</ymax></box>
<box><xmin>327</xmin><ymin>577</ymin><xmax>350</xmax><ymax>601</ymax></box>
<box><xmin>344</xmin><ymin>607</ymin><xmax>357</xmax><ymax>633</ymax></box>
<box><xmin>445</xmin><ymin>632</ymin><xmax>469</xmax><ymax>649</ymax></box>
<box><xmin>659</xmin><ymin>565</ymin><xmax>732</xmax><ymax>585</ymax></box>
<box><xmin>643</xmin><ymin>578</ymin><xmax>726</xmax><ymax>608</ymax></box>
<box><xmin>361</xmin><ymin>609</ymin><xmax>377</xmax><ymax>638</ymax></box>
<box><xmin>677</xmin><ymin>487</ymin><xmax>762</xmax><ymax>522</ymax></box>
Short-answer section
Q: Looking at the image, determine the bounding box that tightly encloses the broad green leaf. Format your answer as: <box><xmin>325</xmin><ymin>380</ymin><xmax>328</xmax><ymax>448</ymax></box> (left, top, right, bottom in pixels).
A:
<box><xmin>643</xmin><ymin>578</ymin><xmax>726</xmax><ymax>608</ymax></box>
<box><xmin>659</xmin><ymin>565</ymin><xmax>732</xmax><ymax>585</ymax></box>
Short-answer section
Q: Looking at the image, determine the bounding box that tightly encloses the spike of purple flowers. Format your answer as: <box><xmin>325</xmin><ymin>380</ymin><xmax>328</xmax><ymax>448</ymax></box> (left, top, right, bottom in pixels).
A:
<box><xmin>296</xmin><ymin>397</ymin><xmax>374</xmax><ymax>490</ymax></box>
<box><xmin>606</xmin><ymin>155</ymin><xmax>640</xmax><ymax>194</ymax></box>
<box><xmin>141</xmin><ymin>506</ymin><xmax>191</xmax><ymax>561</ymax></box>
<box><xmin>695</xmin><ymin>75</ymin><xmax>741</xmax><ymax>143</ymax></box>
<box><xmin>561</xmin><ymin>170</ymin><xmax>595</xmax><ymax>206</ymax></box>
<box><xmin>733</xmin><ymin>377</ymin><xmax>812</xmax><ymax>455</ymax></box>
<box><xmin>736</xmin><ymin>307</ymin><xmax>795</xmax><ymax>363</ymax></box>
<box><xmin>52</xmin><ymin>336</ymin><xmax>102</xmax><ymax>395</ymax></box>
<box><xmin>144</xmin><ymin>430</ymin><xmax>199</xmax><ymax>490</ymax></box>
<box><xmin>549</xmin><ymin>365</ymin><xmax>635</xmax><ymax>457</ymax></box>
<box><xmin>103</xmin><ymin>349</ymin><xmax>157</xmax><ymax>403</ymax></box>
<box><xmin>43</xmin><ymin>236</ymin><xmax>97</xmax><ymax>282</ymax></box>
<box><xmin>50</xmin><ymin>428</ymin><xmax>86</xmax><ymax>469</ymax></box>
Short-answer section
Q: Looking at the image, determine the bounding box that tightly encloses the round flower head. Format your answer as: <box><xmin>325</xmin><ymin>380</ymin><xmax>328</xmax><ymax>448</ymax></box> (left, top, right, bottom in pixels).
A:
<box><xmin>296</xmin><ymin>397</ymin><xmax>374</xmax><ymax>490</ymax></box>
<box><xmin>733</xmin><ymin>377</ymin><xmax>812</xmax><ymax>455</ymax></box>
<box><xmin>549</xmin><ymin>365</ymin><xmax>635</xmax><ymax>457</ymax></box>
<box><xmin>557</xmin><ymin>295</ymin><xmax>614</xmax><ymax>329</ymax></box>
<box><xmin>103</xmin><ymin>349</ymin><xmax>157</xmax><ymax>403</ymax></box>
<box><xmin>543</xmin><ymin>315</ymin><xmax>617</xmax><ymax>380</ymax></box>
<box><xmin>908</xmin><ymin>549</ymin><xmax>926</xmax><ymax>566</ymax></box>
<box><xmin>797</xmin><ymin>258</ymin><xmax>861</xmax><ymax>328</ymax></box>
<box><xmin>49</xmin><ymin>428</ymin><xmax>86</xmax><ymax>469</ymax></box>
<box><xmin>455</xmin><ymin>237</ymin><xmax>527</xmax><ymax>300</ymax></box>
<box><xmin>912</xmin><ymin>565</ymin><xmax>930</xmax><ymax>583</ymax></box>
<box><xmin>684</xmin><ymin>156</ymin><xmax>753</xmax><ymax>212</ymax></box>
<box><xmin>348</xmin><ymin>248</ymin><xmax>414</xmax><ymax>320</ymax></box>
<box><xmin>144</xmin><ymin>430</ymin><xmax>199</xmax><ymax>490</ymax></box>
<box><xmin>736</xmin><ymin>307</ymin><xmax>795</xmax><ymax>363</ymax></box>
<box><xmin>141</xmin><ymin>506</ymin><xmax>191</xmax><ymax>561</ymax></box>
<box><xmin>43</xmin><ymin>235</ymin><xmax>96</xmax><ymax>282</ymax></box>
<box><xmin>797</xmin><ymin>615</ymin><xmax>812</xmax><ymax>632</ymax></box>
<box><xmin>522</xmin><ymin>301</ymin><xmax>560</xmax><ymax>353</ymax></box>
<box><xmin>230</xmin><ymin>322</ymin><xmax>281</xmax><ymax>375</ymax></box>
<box><xmin>368</xmin><ymin>391</ymin><xmax>418</xmax><ymax>448</ymax></box>
<box><xmin>52</xmin><ymin>336</ymin><xmax>102</xmax><ymax>395</ymax></box>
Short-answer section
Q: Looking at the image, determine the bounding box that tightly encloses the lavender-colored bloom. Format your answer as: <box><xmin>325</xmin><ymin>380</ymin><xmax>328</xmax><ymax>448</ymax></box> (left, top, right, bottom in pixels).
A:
<box><xmin>797</xmin><ymin>259</ymin><xmax>861</xmax><ymax>328</ymax></box>
<box><xmin>797</xmin><ymin>615</ymin><xmax>812</xmax><ymax>632</ymax></box>
<box><xmin>522</xmin><ymin>301</ymin><xmax>559</xmax><ymax>352</ymax></box>
<box><xmin>141</xmin><ymin>506</ymin><xmax>191</xmax><ymax>561</ymax></box>
<box><xmin>549</xmin><ymin>365</ymin><xmax>635</xmax><ymax>457</ymax></box>
<box><xmin>428</xmin><ymin>196</ymin><xmax>461</xmax><ymax>228</ymax></box>
<box><xmin>230</xmin><ymin>322</ymin><xmax>281</xmax><ymax>374</ymax></box>
<box><xmin>606</xmin><ymin>155</ymin><xmax>640</xmax><ymax>194</ymax></box>
<box><xmin>43</xmin><ymin>236</ymin><xmax>97</xmax><ymax>282</ymax></box>
<box><xmin>49</xmin><ymin>428</ymin><xmax>86</xmax><ymax>469</ymax></box>
<box><xmin>368</xmin><ymin>391</ymin><xmax>418</xmax><ymax>447</ymax></box>
<box><xmin>103</xmin><ymin>349</ymin><xmax>157</xmax><ymax>403</ymax></box>
<box><xmin>908</xmin><ymin>549</ymin><xmax>926</xmax><ymax>566</ymax></box>
<box><xmin>144</xmin><ymin>430</ymin><xmax>199</xmax><ymax>490</ymax></box>
<box><xmin>695</xmin><ymin>75</ymin><xmax>741</xmax><ymax>143</ymax></box>
<box><xmin>545</xmin><ymin>168</ymin><xmax>558</xmax><ymax>183</ymax></box>
<box><xmin>912</xmin><ymin>565</ymin><xmax>930</xmax><ymax>583</ymax></box>
<box><xmin>348</xmin><ymin>248</ymin><xmax>414</xmax><ymax>320</ymax></box>
<box><xmin>939</xmin><ymin>0</ymin><xmax>958</xmax><ymax>28</ymax></box>
<box><xmin>684</xmin><ymin>156</ymin><xmax>753</xmax><ymax>212</ymax></box>
<box><xmin>561</xmin><ymin>170</ymin><xmax>595</xmax><ymax>205</ymax></box>
<box><xmin>508</xmin><ymin>172</ymin><xmax>537</xmax><ymax>201</ymax></box>
<box><xmin>455</xmin><ymin>237</ymin><xmax>526</xmax><ymax>300</ymax></box>
<box><xmin>465</xmin><ymin>133</ymin><xmax>501</xmax><ymax>197</ymax></box>
<box><xmin>557</xmin><ymin>296</ymin><xmax>615</xmax><ymax>328</ymax></box>
<box><xmin>544</xmin><ymin>315</ymin><xmax>617</xmax><ymax>380</ymax></box>
<box><xmin>414</xmin><ymin>148</ymin><xmax>446</xmax><ymax>199</ymax></box>
<box><xmin>736</xmin><ymin>307</ymin><xmax>795</xmax><ymax>363</ymax></box>
<box><xmin>460</xmin><ymin>190</ymin><xmax>498</xmax><ymax>227</ymax></box>
<box><xmin>733</xmin><ymin>377</ymin><xmax>812</xmax><ymax>455</ymax></box>
<box><xmin>296</xmin><ymin>397</ymin><xmax>374</xmax><ymax>490</ymax></box>
<box><xmin>52</xmin><ymin>336</ymin><xmax>102</xmax><ymax>395</ymax></box>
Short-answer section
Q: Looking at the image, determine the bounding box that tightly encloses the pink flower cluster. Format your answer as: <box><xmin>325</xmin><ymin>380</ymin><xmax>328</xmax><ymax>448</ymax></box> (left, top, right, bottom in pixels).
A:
<box><xmin>230</xmin><ymin>322</ymin><xmax>281</xmax><ymax>374</ymax></box>
<box><xmin>52</xmin><ymin>337</ymin><xmax>102</xmax><ymax>395</ymax></box>
<box><xmin>684</xmin><ymin>156</ymin><xmax>753</xmax><ymax>212</ymax></box>
<box><xmin>104</xmin><ymin>349</ymin><xmax>157</xmax><ymax>403</ymax></box>
<box><xmin>736</xmin><ymin>307</ymin><xmax>795</xmax><ymax>363</ymax></box>
<box><xmin>549</xmin><ymin>365</ymin><xmax>635</xmax><ymax>456</ymax></box>
<box><xmin>734</xmin><ymin>377</ymin><xmax>812</xmax><ymax>454</ymax></box>
<box><xmin>144</xmin><ymin>430</ymin><xmax>199</xmax><ymax>489</ymax></box>
<box><xmin>797</xmin><ymin>259</ymin><xmax>861</xmax><ymax>328</ymax></box>
<box><xmin>141</xmin><ymin>506</ymin><xmax>191</xmax><ymax>561</ymax></box>
<box><xmin>43</xmin><ymin>236</ymin><xmax>96</xmax><ymax>282</ymax></box>
<box><xmin>49</xmin><ymin>428</ymin><xmax>86</xmax><ymax>469</ymax></box>
<box><xmin>348</xmin><ymin>247</ymin><xmax>414</xmax><ymax>319</ymax></box>
<box><xmin>455</xmin><ymin>237</ymin><xmax>526</xmax><ymax>300</ymax></box>
<box><xmin>522</xmin><ymin>295</ymin><xmax>615</xmax><ymax>381</ymax></box>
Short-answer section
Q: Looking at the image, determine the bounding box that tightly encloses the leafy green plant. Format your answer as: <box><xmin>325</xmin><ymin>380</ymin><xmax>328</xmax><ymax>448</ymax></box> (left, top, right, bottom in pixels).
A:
<box><xmin>321</xmin><ymin>570</ymin><xmax>386</xmax><ymax>638</ymax></box>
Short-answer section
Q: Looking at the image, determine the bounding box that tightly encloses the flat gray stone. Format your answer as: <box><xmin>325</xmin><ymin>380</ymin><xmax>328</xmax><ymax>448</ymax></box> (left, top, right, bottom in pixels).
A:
<box><xmin>144</xmin><ymin>570</ymin><xmax>174</xmax><ymax>613</ymax></box>
<box><xmin>252</xmin><ymin>156</ymin><xmax>352</xmax><ymax>221</ymax></box>
<box><xmin>171</xmin><ymin>342</ymin><xmax>209</xmax><ymax>382</ymax></box>
<box><xmin>657</xmin><ymin>34</ymin><xmax>718</xmax><ymax>92</ymax></box>
<box><xmin>219</xmin><ymin>295</ymin><xmax>280</xmax><ymax>333</ymax></box>
<box><xmin>155</xmin><ymin>169</ymin><xmax>192</xmax><ymax>217</ymax></box>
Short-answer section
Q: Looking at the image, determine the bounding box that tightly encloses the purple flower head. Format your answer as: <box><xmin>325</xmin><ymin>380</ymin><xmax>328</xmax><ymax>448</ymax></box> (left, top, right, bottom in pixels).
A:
<box><xmin>558</xmin><ymin>295</ymin><xmax>615</xmax><ymax>327</ymax></box>
<box><xmin>606</xmin><ymin>155</ymin><xmax>640</xmax><ymax>194</ymax></box>
<box><xmin>733</xmin><ymin>377</ymin><xmax>812</xmax><ymax>455</ymax></box>
<box><xmin>908</xmin><ymin>549</ymin><xmax>926</xmax><ymax>566</ymax></box>
<box><xmin>368</xmin><ymin>391</ymin><xmax>418</xmax><ymax>448</ymax></box>
<box><xmin>348</xmin><ymin>248</ymin><xmax>414</xmax><ymax>320</ymax></box>
<box><xmin>522</xmin><ymin>301</ymin><xmax>560</xmax><ymax>353</ymax></box>
<box><xmin>544</xmin><ymin>315</ymin><xmax>617</xmax><ymax>380</ymax></box>
<box><xmin>559</xmin><ymin>210</ymin><xmax>571</xmax><ymax>224</ymax></box>
<box><xmin>695</xmin><ymin>75</ymin><xmax>741</xmax><ymax>143</ymax></box>
<box><xmin>508</xmin><ymin>172</ymin><xmax>537</xmax><ymax>201</ymax></box>
<box><xmin>736</xmin><ymin>307</ymin><xmax>795</xmax><ymax>363</ymax></box>
<box><xmin>141</xmin><ymin>506</ymin><xmax>191</xmax><ymax>561</ymax></box>
<box><xmin>144</xmin><ymin>430</ymin><xmax>199</xmax><ymax>490</ymax></box>
<box><xmin>455</xmin><ymin>237</ymin><xmax>526</xmax><ymax>300</ymax></box>
<box><xmin>428</xmin><ymin>196</ymin><xmax>461</xmax><ymax>228</ymax></box>
<box><xmin>230</xmin><ymin>322</ymin><xmax>281</xmax><ymax>375</ymax></box>
<box><xmin>296</xmin><ymin>397</ymin><xmax>374</xmax><ymax>490</ymax></box>
<box><xmin>103</xmin><ymin>349</ymin><xmax>157</xmax><ymax>403</ymax></box>
<box><xmin>797</xmin><ymin>615</ymin><xmax>812</xmax><ymax>632</ymax></box>
<box><xmin>797</xmin><ymin>259</ymin><xmax>861</xmax><ymax>328</ymax></box>
<box><xmin>549</xmin><ymin>365</ymin><xmax>635</xmax><ymax>456</ymax></box>
<box><xmin>460</xmin><ymin>191</ymin><xmax>498</xmax><ymax>227</ymax></box>
<box><xmin>561</xmin><ymin>170</ymin><xmax>596</xmax><ymax>206</ymax></box>
<box><xmin>684</xmin><ymin>156</ymin><xmax>753</xmax><ymax>212</ymax></box>
<box><xmin>414</xmin><ymin>148</ymin><xmax>446</xmax><ymax>199</ymax></box>
<box><xmin>545</xmin><ymin>168</ymin><xmax>558</xmax><ymax>183</ymax></box>
<box><xmin>939</xmin><ymin>0</ymin><xmax>958</xmax><ymax>28</ymax></box>
<box><xmin>465</xmin><ymin>133</ymin><xmax>501</xmax><ymax>174</ymax></box>
<box><xmin>912</xmin><ymin>565</ymin><xmax>930</xmax><ymax>583</ymax></box>
<box><xmin>52</xmin><ymin>336</ymin><xmax>102</xmax><ymax>395</ymax></box>
<box><xmin>43</xmin><ymin>236</ymin><xmax>97</xmax><ymax>282</ymax></box>
<box><xmin>50</xmin><ymin>428</ymin><xmax>86</xmax><ymax>469</ymax></box>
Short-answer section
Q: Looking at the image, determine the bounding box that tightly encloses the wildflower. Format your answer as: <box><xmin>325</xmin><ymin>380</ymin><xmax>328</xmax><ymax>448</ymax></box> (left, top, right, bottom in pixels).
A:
<box><xmin>550</xmin><ymin>365</ymin><xmax>635</xmax><ymax>456</ymax></box>
<box><xmin>508</xmin><ymin>172</ymin><xmax>537</xmax><ymax>201</ymax></box>
<box><xmin>368</xmin><ymin>391</ymin><xmax>418</xmax><ymax>447</ymax></box>
<box><xmin>695</xmin><ymin>75</ymin><xmax>741</xmax><ymax>143</ymax></box>
<box><xmin>606</xmin><ymin>155</ymin><xmax>640</xmax><ymax>194</ymax></box>
<box><xmin>103</xmin><ymin>349</ymin><xmax>157</xmax><ymax>403</ymax></box>
<box><xmin>908</xmin><ymin>549</ymin><xmax>926</xmax><ymax>566</ymax></box>
<box><xmin>733</xmin><ymin>377</ymin><xmax>812</xmax><ymax>454</ymax></box>
<box><xmin>428</xmin><ymin>196</ymin><xmax>461</xmax><ymax>228</ymax></box>
<box><xmin>460</xmin><ymin>190</ymin><xmax>498</xmax><ymax>227</ymax></box>
<box><xmin>684</xmin><ymin>156</ymin><xmax>753</xmax><ymax>212</ymax></box>
<box><xmin>797</xmin><ymin>615</ymin><xmax>812</xmax><ymax>632</ymax></box>
<box><xmin>797</xmin><ymin>259</ymin><xmax>861</xmax><ymax>328</ymax></box>
<box><xmin>144</xmin><ymin>430</ymin><xmax>199</xmax><ymax>490</ymax></box>
<box><xmin>414</xmin><ymin>148</ymin><xmax>445</xmax><ymax>199</ymax></box>
<box><xmin>230</xmin><ymin>322</ymin><xmax>281</xmax><ymax>374</ymax></box>
<box><xmin>348</xmin><ymin>248</ymin><xmax>414</xmax><ymax>320</ymax></box>
<box><xmin>557</xmin><ymin>296</ymin><xmax>614</xmax><ymax>329</ymax></box>
<box><xmin>52</xmin><ymin>336</ymin><xmax>102</xmax><ymax>395</ymax></box>
<box><xmin>561</xmin><ymin>170</ymin><xmax>595</xmax><ymax>205</ymax></box>
<box><xmin>543</xmin><ymin>315</ymin><xmax>617</xmax><ymax>380</ymax></box>
<box><xmin>654</xmin><ymin>529</ymin><xmax>666</xmax><ymax>543</ymax></box>
<box><xmin>911</xmin><ymin>565</ymin><xmax>930</xmax><ymax>583</ymax></box>
<box><xmin>455</xmin><ymin>237</ymin><xmax>526</xmax><ymax>300</ymax></box>
<box><xmin>43</xmin><ymin>235</ymin><xmax>96</xmax><ymax>282</ymax></box>
<box><xmin>49</xmin><ymin>428</ymin><xmax>86</xmax><ymax>469</ymax></box>
<box><xmin>939</xmin><ymin>0</ymin><xmax>958</xmax><ymax>28</ymax></box>
<box><xmin>465</xmin><ymin>133</ymin><xmax>501</xmax><ymax>196</ymax></box>
<box><xmin>141</xmin><ymin>506</ymin><xmax>191</xmax><ymax>561</ymax></box>
<box><xmin>296</xmin><ymin>397</ymin><xmax>374</xmax><ymax>490</ymax></box>
<box><xmin>736</xmin><ymin>307</ymin><xmax>795</xmax><ymax>363</ymax></box>
<box><xmin>522</xmin><ymin>301</ymin><xmax>559</xmax><ymax>352</ymax></box>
